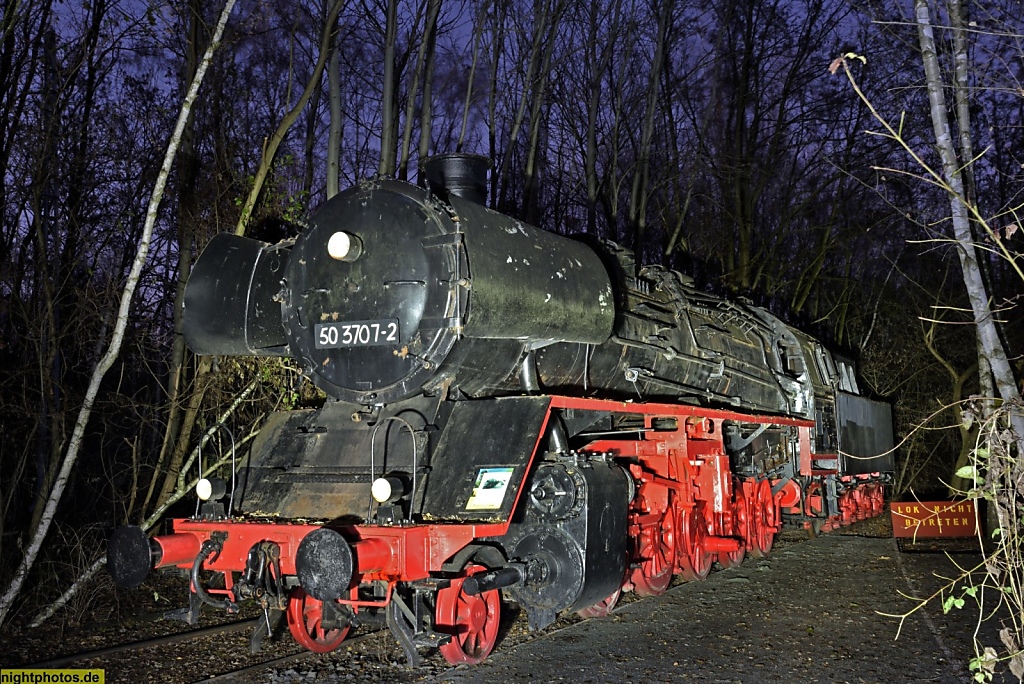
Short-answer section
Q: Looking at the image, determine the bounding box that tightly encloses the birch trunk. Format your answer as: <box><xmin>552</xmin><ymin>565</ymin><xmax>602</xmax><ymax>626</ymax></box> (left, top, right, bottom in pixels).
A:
<box><xmin>486</xmin><ymin>4</ymin><xmax>504</xmax><ymax>204</ymax></box>
<box><xmin>944</xmin><ymin>0</ymin><xmax>995</xmax><ymax>403</ymax></box>
<box><xmin>914</xmin><ymin>0</ymin><xmax>1023</xmax><ymax>426</ymax></box>
<box><xmin>0</xmin><ymin>0</ymin><xmax>239</xmax><ymax>629</ymax></box>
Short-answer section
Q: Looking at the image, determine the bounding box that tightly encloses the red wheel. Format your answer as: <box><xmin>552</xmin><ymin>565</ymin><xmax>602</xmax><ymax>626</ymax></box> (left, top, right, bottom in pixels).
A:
<box><xmin>854</xmin><ymin>488</ymin><xmax>870</xmax><ymax>519</ymax></box>
<box><xmin>839</xmin><ymin>489</ymin><xmax>857</xmax><ymax>524</ymax></box>
<box><xmin>871</xmin><ymin>484</ymin><xmax>885</xmax><ymax>514</ymax></box>
<box><xmin>677</xmin><ymin>503</ymin><xmax>713</xmax><ymax>580</ymax></box>
<box><xmin>576</xmin><ymin>587</ymin><xmax>622</xmax><ymax>618</ymax></box>
<box><xmin>749</xmin><ymin>480</ymin><xmax>776</xmax><ymax>558</ymax></box>
<box><xmin>436</xmin><ymin>565</ymin><xmax>501</xmax><ymax>665</ymax></box>
<box><xmin>630</xmin><ymin>505</ymin><xmax>675</xmax><ymax>596</ymax></box>
<box><xmin>287</xmin><ymin>588</ymin><xmax>350</xmax><ymax>653</ymax></box>
<box><xmin>718</xmin><ymin>495</ymin><xmax>747</xmax><ymax>569</ymax></box>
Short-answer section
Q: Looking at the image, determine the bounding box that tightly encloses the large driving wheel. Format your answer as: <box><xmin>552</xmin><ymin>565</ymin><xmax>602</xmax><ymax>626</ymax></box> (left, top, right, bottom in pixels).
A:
<box><xmin>718</xmin><ymin>495</ymin><xmax>747</xmax><ymax>569</ymax></box>
<box><xmin>630</xmin><ymin>505</ymin><xmax>675</xmax><ymax>596</ymax></box>
<box><xmin>870</xmin><ymin>483</ymin><xmax>885</xmax><ymax>515</ymax></box>
<box><xmin>677</xmin><ymin>502</ymin><xmax>714</xmax><ymax>581</ymax></box>
<box><xmin>749</xmin><ymin>479</ymin><xmax>777</xmax><ymax>558</ymax></box>
<box><xmin>436</xmin><ymin>565</ymin><xmax>501</xmax><ymax>665</ymax></box>
<box><xmin>287</xmin><ymin>587</ymin><xmax>350</xmax><ymax>653</ymax></box>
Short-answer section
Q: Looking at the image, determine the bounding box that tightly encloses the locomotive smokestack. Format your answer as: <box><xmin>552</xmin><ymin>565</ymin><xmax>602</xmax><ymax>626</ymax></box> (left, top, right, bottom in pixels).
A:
<box><xmin>420</xmin><ymin>154</ymin><xmax>489</xmax><ymax>205</ymax></box>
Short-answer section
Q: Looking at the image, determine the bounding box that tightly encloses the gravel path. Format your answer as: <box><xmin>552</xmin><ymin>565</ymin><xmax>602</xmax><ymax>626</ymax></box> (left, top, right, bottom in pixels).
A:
<box><xmin>423</xmin><ymin>535</ymin><xmax>1008</xmax><ymax>684</ymax></box>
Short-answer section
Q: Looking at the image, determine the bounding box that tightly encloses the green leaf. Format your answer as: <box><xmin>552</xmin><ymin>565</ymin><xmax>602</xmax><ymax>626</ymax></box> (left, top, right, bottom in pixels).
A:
<box><xmin>943</xmin><ymin>595</ymin><xmax>956</xmax><ymax>613</ymax></box>
<box><xmin>956</xmin><ymin>465</ymin><xmax>978</xmax><ymax>480</ymax></box>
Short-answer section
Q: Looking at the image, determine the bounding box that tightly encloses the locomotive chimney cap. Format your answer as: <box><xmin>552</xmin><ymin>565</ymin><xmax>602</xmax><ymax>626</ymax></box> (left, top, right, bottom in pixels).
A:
<box><xmin>420</xmin><ymin>153</ymin><xmax>489</xmax><ymax>206</ymax></box>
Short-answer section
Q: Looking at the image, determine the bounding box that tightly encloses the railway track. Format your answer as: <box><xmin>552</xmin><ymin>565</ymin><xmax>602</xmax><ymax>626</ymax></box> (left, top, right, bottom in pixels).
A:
<box><xmin>22</xmin><ymin>615</ymin><xmax>389</xmax><ymax>684</ymax></box>
<box><xmin>26</xmin><ymin>618</ymin><xmax>262</xmax><ymax>669</ymax></box>
<box><xmin>191</xmin><ymin>631</ymin><xmax>383</xmax><ymax>684</ymax></box>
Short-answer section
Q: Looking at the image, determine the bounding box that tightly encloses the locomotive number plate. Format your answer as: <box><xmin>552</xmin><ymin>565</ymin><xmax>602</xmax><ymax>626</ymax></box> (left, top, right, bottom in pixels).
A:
<box><xmin>315</xmin><ymin>319</ymin><xmax>400</xmax><ymax>348</ymax></box>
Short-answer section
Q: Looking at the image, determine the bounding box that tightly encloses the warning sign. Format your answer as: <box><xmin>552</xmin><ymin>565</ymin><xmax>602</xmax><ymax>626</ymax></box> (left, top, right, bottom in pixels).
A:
<box><xmin>890</xmin><ymin>500</ymin><xmax>979</xmax><ymax>539</ymax></box>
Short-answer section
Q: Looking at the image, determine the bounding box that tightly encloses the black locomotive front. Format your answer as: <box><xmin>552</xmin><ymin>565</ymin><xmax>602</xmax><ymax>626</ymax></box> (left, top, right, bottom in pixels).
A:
<box><xmin>183</xmin><ymin>164</ymin><xmax>615</xmax><ymax>405</ymax></box>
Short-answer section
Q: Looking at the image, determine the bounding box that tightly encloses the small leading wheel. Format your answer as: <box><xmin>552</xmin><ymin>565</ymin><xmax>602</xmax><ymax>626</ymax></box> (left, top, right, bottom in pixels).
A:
<box><xmin>287</xmin><ymin>587</ymin><xmax>350</xmax><ymax>653</ymax></box>
<box><xmin>436</xmin><ymin>565</ymin><xmax>501</xmax><ymax>665</ymax></box>
<box><xmin>631</xmin><ymin>505</ymin><xmax>675</xmax><ymax>596</ymax></box>
<box><xmin>576</xmin><ymin>586</ymin><xmax>622</xmax><ymax>618</ymax></box>
<box><xmin>678</xmin><ymin>503</ymin><xmax>714</xmax><ymax>581</ymax></box>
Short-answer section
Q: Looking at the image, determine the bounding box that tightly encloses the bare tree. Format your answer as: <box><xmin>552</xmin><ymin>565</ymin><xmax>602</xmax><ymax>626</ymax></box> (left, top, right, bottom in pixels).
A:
<box><xmin>0</xmin><ymin>0</ymin><xmax>239</xmax><ymax>629</ymax></box>
<box><xmin>456</xmin><ymin>0</ymin><xmax>490</xmax><ymax>154</ymax></box>
<box><xmin>398</xmin><ymin>0</ymin><xmax>443</xmax><ymax>179</ymax></box>
<box><xmin>379</xmin><ymin>0</ymin><xmax>400</xmax><ymax>175</ymax></box>
<box><xmin>580</xmin><ymin>0</ymin><xmax>623</xmax><ymax>236</ymax></box>
<box><xmin>487</xmin><ymin>0</ymin><xmax>564</xmax><ymax>214</ymax></box>
<box><xmin>327</xmin><ymin>19</ymin><xmax>343</xmax><ymax>198</ymax></box>
<box><xmin>626</xmin><ymin>0</ymin><xmax>672</xmax><ymax>255</ymax></box>
<box><xmin>234</xmin><ymin>0</ymin><xmax>345</xmax><ymax>235</ymax></box>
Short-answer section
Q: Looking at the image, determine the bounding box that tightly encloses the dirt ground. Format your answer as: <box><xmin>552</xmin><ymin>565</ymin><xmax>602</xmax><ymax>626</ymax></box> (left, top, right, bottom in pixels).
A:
<box><xmin>422</xmin><ymin>532</ymin><xmax>1014</xmax><ymax>684</ymax></box>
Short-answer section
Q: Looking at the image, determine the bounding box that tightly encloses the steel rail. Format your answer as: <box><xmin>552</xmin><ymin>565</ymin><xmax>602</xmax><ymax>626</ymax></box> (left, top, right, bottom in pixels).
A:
<box><xmin>189</xmin><ymin>631</ymin><xmax>380</xmax><ymax>684</ymax></box>
<box><xmin>25</xmin><ymin>618</ymin><xmax>260</xmax><ymax>669</ymax></box>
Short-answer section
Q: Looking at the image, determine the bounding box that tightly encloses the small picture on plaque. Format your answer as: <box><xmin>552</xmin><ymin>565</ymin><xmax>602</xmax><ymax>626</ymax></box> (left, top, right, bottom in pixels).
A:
<box><xmin>465</xmin><ymin>467</ymin><xmax>515</xmax><ymax>510</ymax></box>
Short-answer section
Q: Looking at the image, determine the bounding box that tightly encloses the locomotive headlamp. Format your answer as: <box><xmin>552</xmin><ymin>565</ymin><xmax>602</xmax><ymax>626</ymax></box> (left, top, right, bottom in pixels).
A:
<box><xmin>327</xmin><ymin>231</ymin><xmax>362</xmax><ymax>262</ymax></box>
<box><xmin>371</xmin><ymin>476</ymin><xmax>406</xmax><ymax>503</ymax></box>
<box><xmin>196</xmin><ymin>476</ymin><xmax>227</xmax><ymax>501</ymax></box>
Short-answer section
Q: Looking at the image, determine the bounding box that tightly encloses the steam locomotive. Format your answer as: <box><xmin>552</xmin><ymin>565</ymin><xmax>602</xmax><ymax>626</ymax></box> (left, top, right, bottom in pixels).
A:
<box><xmin>108</xmin><ymin>155</ymin><xmax>894</xmax><ymax>665</ymax></box>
